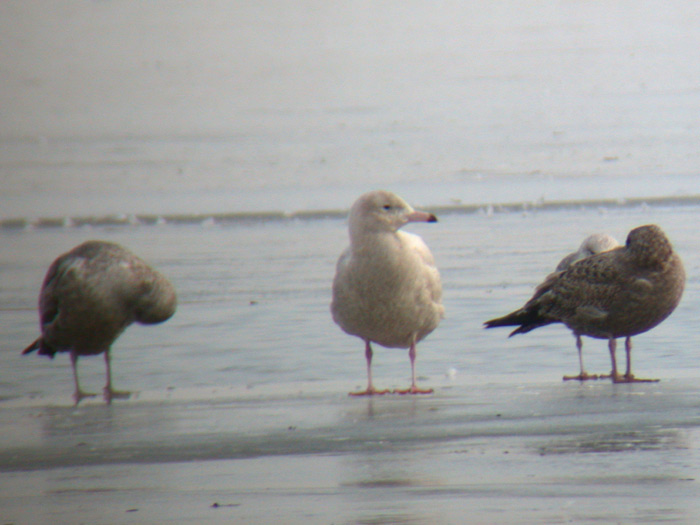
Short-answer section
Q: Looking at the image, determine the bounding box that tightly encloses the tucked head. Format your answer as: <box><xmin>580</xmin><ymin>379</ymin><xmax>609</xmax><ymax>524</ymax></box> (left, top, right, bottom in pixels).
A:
<box><xmin>579</xmin><ymin>233</ymin><xmax>619</xmax><ymax>256</ymax></box>
<box><xmin>348</xmin><ymin>190</ymin><xmax>437</xmax><ymax>238</ymax></box>
<box><xmin>626</xmin><ymin>224</ymin><xmax>674</xmax><ymax>267</ymax></box>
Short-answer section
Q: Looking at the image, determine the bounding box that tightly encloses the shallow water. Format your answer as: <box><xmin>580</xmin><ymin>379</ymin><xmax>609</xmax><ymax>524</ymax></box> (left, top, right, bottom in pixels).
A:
<box><xmin>3</xmin><ymin>0</ymin><xmax>700</xmax><ymax>221</ymax></box>
<box><xmin>3</xmin><ymin>202</ymin><xmax>699</xmax><ymax>401</ymax></box>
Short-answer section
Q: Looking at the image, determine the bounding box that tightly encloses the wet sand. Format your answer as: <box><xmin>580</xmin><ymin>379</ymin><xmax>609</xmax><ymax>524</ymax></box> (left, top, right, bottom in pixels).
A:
<box><xmin>2</xmin><ymin>375</ymin><xmax>700</xmax><ymax>524</ymax></box>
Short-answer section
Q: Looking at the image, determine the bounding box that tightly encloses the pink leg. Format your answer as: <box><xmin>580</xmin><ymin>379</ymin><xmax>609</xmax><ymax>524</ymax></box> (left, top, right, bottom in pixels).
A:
<box><xmin>613</xmin><ymin>337</ymin><xmax>659</xmax><ymax>383</ymax></box>
<box><xmin>563</xmin><ymin>335</ymin><xmax>599</xmax><ymax>381</ymax></box>
<box><xmin>70</xmin><ymin>351</ymin><xmax>97</xmax><ymax>405</ymax></box>
<box><xmin>102</xmin><ymin>350</ymin><xmax>131</xmax><ymax>403</ymax></box>
<box><xmin>394</xmin><ymin>339</ymin><xmax>433</xmax><ymax>395</ymax></box>
<box><xmin>349</xmin><ymin>341</ymin><xmax>390</xmax><ymax>396</ymax></box>
<box><xmin>607</xmin><ymin>338</ymin><xmax>621</xmax><ymax>382</ymax></box>
<box><xmin>625</xmin><ymin>336</ymin><xmax>632</xmax><ymax>378</ymax></box>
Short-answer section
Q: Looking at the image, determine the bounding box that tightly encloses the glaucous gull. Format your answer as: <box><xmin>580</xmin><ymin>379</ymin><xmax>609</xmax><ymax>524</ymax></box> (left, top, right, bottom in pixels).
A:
<box><xmin>484</xmin><ymin>225</ymin><xmax>684</xmax><ymax>383</ymax></box>
<box><xmin>331</xmin><ymin>190</ymin><xmax>443</xmax><ymax>395</ymax></box>
<box><xmin>22</xmin><ymin>240</ymin><xmax>177</xmax><ymax>404</ymax></box>
<box><xmin>555</xmin><ymin>233</ymin><xmax>620</xmax><ymax>272</ymax></box>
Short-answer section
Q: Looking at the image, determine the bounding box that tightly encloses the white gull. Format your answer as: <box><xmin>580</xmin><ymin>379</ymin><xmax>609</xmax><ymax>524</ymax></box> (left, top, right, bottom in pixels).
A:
<box><xmin>331</xmin><ymin>190</ymin><xmax>444</xmax><ymax>395</ymax></box>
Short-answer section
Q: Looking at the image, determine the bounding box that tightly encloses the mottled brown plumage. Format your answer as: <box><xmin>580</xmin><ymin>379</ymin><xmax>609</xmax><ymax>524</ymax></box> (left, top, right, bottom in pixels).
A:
<box><xmin>554</xmin><ymin>233</ymin><xmax>620</xmax><ymax>380</ymax></box>
<box><xmin>485</xmin><ymin>225</ymin><xmax>685</xmax><ymax>382</ymax></box>
<box><xmin>23</xmin><ymin>240</ymin><xmax>177</xmax><ymax>404</ymax></box>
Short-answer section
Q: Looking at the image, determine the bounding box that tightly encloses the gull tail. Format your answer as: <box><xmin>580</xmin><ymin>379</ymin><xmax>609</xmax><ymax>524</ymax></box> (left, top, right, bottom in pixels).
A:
<box><xmin>483</xmin><ymin>308</ymin><xmax>552</xmax><ymax>337</ymax></box>
<box><xmin>22</xmin><ymin>338</ymin><xmax>57</xmax><ymax>358</ymax></box>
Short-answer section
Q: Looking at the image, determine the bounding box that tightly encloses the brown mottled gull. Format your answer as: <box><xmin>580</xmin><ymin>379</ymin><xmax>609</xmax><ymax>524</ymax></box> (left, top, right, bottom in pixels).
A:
<box><xmin>555</xmin><ymin>233</ymin><xmax>620</xmax><ymax>380</ymax></box>
<box><xmin>331</xmin><ymin>190</ymin><xmax>444</xmax><ymax>395</ymax></box>
<box><xmin>484</xmin><ymin>225</ymin><xmax>684</xmax><ymax>383</ymax></box>
<box><xmin>22</xmin><ymin>240</ymin><xmax>177</xmax><ymax>404</ymax></box>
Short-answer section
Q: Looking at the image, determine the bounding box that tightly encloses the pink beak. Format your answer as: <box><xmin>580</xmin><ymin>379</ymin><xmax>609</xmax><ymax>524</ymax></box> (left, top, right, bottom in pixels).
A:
<box><xmin>406</xmin><ymin>210</ymin><xmax>438</xmax><ymax>223</ymax></box>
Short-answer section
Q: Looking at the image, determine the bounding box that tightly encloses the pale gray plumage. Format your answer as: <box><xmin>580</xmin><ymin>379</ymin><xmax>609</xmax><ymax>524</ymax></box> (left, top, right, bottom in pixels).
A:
<box><xmin>485</xmin><ymin>225</ymin><xmax>685</xmax><ymax>382</ymax></box>
<box><xmin>23</xmin><ymin>240</ymin><xmax>177</xmax><ymax>403</ymax></box>
<box><xmin>331</xmin><ymin>190</ymin><xmax>443</xmax><ymax>395</ymax></box>
<box><xmin>555</xmin><ymin>233</ymin><xmax>620</xmax><ymax>272</ymax></box>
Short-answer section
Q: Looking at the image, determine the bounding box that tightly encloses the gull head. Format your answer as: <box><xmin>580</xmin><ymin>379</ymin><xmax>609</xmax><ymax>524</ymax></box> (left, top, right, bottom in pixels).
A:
<box><xmin>348</xmin><ymin>190</ymin><xmax>437</xmax><ymax>238</ymax></box>
<box><xmin>578</xmin><ymin>233</ymin><xmax>620</xmax><ymax>257</ymax></box>
<box><xmin>626</xmin><ymin>224</ymin><xmax>674</xmax><ymax>268</ymax></box>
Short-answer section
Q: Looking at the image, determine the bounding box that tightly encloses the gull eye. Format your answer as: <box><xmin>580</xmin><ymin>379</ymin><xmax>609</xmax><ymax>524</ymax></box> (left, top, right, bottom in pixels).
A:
<box><xmin>382</xmin><ymin>204</ymin><xmax>392</xmax><ymax>211</ymax></box>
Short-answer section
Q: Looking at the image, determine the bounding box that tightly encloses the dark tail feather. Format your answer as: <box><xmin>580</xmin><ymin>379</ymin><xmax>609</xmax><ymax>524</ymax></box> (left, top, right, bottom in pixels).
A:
<box><xmin>22</xmin><ymin>338</ymin><xmax>57</xmax><ymax>358</ymax></box>
<box><xmin>484</xmin><ymin>308</ymin><xmax>552</xmax><ymax>336</ymax></box>
<box><xmin>22</xmin><ymin>338</ymin><xmax>40</xmax><ymax>355</ymax></box>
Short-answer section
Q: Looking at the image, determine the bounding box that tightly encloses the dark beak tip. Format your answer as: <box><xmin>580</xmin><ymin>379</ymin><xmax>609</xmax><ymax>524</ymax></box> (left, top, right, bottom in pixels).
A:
<box><xmin>428</xmin><ymin>214</ymin><xmax>438</xmax><ymax>223</ymax></box>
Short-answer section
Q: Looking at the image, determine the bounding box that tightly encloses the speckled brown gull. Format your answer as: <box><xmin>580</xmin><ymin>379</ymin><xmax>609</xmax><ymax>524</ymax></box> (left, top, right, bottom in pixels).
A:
<box><xmin>331</xmin><ymin>190</ymin><xmax>444</xmax><ymax>395</ymax></box>
<box><xmin>22</xmin><ymin>240</ymin><xmax>177</xmax><ymax>404</ymax></box>
<box><xmin>484</xmin><ymin>225</ymin><xmax>685</xmax><ymax>383</ymax></box>
<box><xmin>555</xmin><ymin>233</ymin><xmax>620</xmax><ymax>381</ymax></box>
